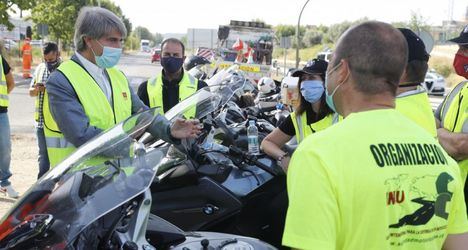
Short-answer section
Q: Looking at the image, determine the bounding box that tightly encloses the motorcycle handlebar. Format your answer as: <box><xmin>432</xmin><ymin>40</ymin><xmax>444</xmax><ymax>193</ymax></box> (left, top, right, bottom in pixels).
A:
<box><xmin>213</xmin><ymin>117</ymin><xmax>238</xmax><ymax>145</ymax></box>
<box><xmin>258</xmin><ymin>106</ymin><xmax>277</xmax><ymax>113</ymax></box>
<box><xmin>229</xmin><ymin>146</ymin><xmax>278</xmax><ymax>177</ymax></box>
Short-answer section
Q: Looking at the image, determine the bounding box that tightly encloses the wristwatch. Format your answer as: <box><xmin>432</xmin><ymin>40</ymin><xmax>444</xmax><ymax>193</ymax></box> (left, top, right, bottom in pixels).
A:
<box><xmin>277</xmin><ymin>153</ymin><xmax>289</xmax><ymax>162</ymax></box>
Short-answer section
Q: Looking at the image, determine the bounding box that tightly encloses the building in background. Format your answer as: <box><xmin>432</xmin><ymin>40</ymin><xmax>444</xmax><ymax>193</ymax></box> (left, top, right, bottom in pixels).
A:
<box><xmin>187</xmin><ymin>28</ymin><xmax>217</xmax><ymax>50</ymax></box>
<box><xmin>0</xmin><ymin>17</ymin><xmax>33</xmax><ymax>41</ymax></box>
<box><xmin>430</xmin><ymin>5</ymin><xmax>468</xmax><ymax>43</ymax></box>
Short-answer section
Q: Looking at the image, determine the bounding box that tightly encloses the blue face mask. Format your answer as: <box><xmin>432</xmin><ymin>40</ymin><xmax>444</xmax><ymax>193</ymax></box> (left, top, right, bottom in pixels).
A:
<box><xmin>300</xmin><ymin>80</ymin><xmax>324</xmax><ymax>104</ymax></box>
<box><xmin>92</xmin><ymin>40</ymin><xmax>122</xmax><ymax>68</ymax></box>
<box><xmin>161</xmin><ymin>56</ymin><xmax>184</xmax><ymax>74</ymax></box>
<box><xmin>324</xmin><ymin>62</ymin><xmax>343</xmax><ymax>113</ymax></box>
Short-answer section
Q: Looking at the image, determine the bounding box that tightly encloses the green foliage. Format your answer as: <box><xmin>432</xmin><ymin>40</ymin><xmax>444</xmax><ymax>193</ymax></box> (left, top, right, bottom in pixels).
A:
<box><xmin>0</xmin><ymin>0</ymin><xmax>35</xmax><ymax>30</ymax></box>
<box><xmin>30</xmin><ymin>0</ymin><xmax>132</xmax><ymax>49</ymax></box>
<box><xmin>31</xmin><ymin>0</ymin><xmax>86</xmax><ymax>47</ymax></box>
<box><xmin>302</xmin><ymin>29</ymin><xmax>322</xmax><ymax>47</ymax></box>
<box><xmin>429</xmin><ymin>56</ymin><xmax>453</xmax><ymax>78</ymax></box>
<box><xmin>180</xmin><ymin>35</ymin><xmax>187</xmax><ymax>46</ymax></box>
<box><xmin>391</xmin><ymin>21</ymin><xmax>408</xmax><ymax>29</ymax></box>
<box><xmin>134</xmin><ymin>26</ymin><xmax>153</xmax><ymax>41</ymax></box>
<box><xmin>274</xmin><ymin>24</ymin><xmax>306</xmax><ymax>38</ymax></box>
<box><xmin>124</xmin><ymin>32</ymin><xmax>139</xmax><ymax>51</ymax></box>
<box><xmin>408</xmin><ymin>11</ymin><xmax>429</xmax><ymax>33</ymax></box>
<box><xmin>272</xmin><ymin>43</ymin><xmax>333</xmax><ymax>62</ymax></box>
<box><xmin>154</xmin><ymin>33</ymin><xmax>164</xmax><ymax>45</ymax></box>
<box><xmin>93</xmin><ymin>0</ymin><xmax>132</xmax><ymax>33</ymax></box>
<box><xmin>323</xmin><ymin>18</ymin><xmax>368</xmax><ymax>43</ymax></box>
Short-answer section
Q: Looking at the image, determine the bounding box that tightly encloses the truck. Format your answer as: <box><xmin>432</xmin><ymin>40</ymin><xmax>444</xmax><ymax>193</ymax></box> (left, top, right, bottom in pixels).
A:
<box><xmin>140</xmin><ymin>39</ymin><xmax>150</xmax><ymax>53</ymax></box>
<box><xmin>207</xmin><ymin>20</ymin><xmax>275</xmax><ymax>82</ymax></box>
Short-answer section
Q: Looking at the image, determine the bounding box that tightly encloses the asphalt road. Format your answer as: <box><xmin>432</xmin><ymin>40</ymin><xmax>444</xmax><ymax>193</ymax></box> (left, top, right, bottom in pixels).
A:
<box><xmin>8</xmin><ymin>51</ymin><xmax>161</xmax><ymax>134</ymax></box>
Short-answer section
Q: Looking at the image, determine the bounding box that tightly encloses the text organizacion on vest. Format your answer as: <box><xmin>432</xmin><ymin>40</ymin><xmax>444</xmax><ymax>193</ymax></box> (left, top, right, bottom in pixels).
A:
<box><xmin>370</xmin><ymin>143</ymin><xmax>448</xmax><ymax>167</ymax></box>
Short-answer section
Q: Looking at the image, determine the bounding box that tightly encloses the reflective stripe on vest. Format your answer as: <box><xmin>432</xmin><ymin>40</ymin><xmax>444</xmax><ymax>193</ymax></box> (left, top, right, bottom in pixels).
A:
<box><xmin>43</xmin><ymin>59</ymin><xmax>132</xmax><ymax>167</ymax></box>
<box><xmin>439</xmin><ymin>81</ymin><xmax>468</xmax><ymax>133</ymax></box>
<box><xmin>291</xmin><ymin>111</ymin><xmax>339</xmax><ymax>143</ymax></box>
<box><xmin>438</xmin><ymin>81</ymin><xmax>468</xmax><ymax>184</ymax></box>
<box><xmin>395</xmin><ymin>87</ymin><xmax>437</xmax><ymax>137</ymax></box>
<box><xmin>45</xmin><ymin>136</ymin><xmax>74</xmax><ymax>149</ymax></box>
<box><xmin>0</xmin><ymin>55</ymin><xmax>8</xmax><ymax>107</ymax></box>
<box><xmin>147</xmin><ymin>72</ymin><xmax>198</xmax><ymax>117</ymax></box>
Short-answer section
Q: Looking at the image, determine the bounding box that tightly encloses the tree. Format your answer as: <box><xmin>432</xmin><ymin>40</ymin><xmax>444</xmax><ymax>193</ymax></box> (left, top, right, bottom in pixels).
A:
<box><xmin>90</xmin><ymin>0</ymin><xmax>132</xmax><ymax>33</ymax></box>
<box><xmin>408</xmin><ymin>11</ymin><xmax>429</xmax><ymax>33</ymax></box>
<box><xmin>0</xmin><ymin>0</ymin><xmax>36</xmax><ymax>30</ymax></box>
<box><xmin>322</xmin><ymin>18</ymin><xmax>368</xmax><ymax>43</ymax></box>
<box><xmin>274</xmin><ymin>24</ymin><xmax>306</xmax><ymax>39</ymax></box>
<box><xmin>180</xmin><ymin>35</ymin><xmax>187</xmax><ymax>46</ymax></box>
<box><xmin>302</xmin><ymin>29</ymin><xmax>322</xmax><ymax>47</ymax></box>
<box><xmin>124</xmin><ymin>32</ymin><xmax>139</xmax><ymax>51</ymax></box>
<box><xmin>31</xmin><ymin>0</ymin><xmax>86</xmax><ymax>47</ymax></box>
<box><xmin>134</xmin><ymin>26</ymin><xmax>154</xmax><ymax>41</ymax></box>
<box><xmin>154</xmin><ymin>32</ymin><xmax>164</xmax><ymax>45</ymax></box>
<box><xmin>391</xmin><ymin>21</ymin><xmax>409</xmax><ymax>29</ymax></box>
<box><xmin>31</xmin><ymin>0</ymin><xmax>132</xmax><ymax>49</ymax></box>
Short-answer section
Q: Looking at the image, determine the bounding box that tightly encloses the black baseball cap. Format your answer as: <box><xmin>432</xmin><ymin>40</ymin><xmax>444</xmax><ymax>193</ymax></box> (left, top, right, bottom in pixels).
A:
<box><xmin>448</xmin><ymin>25</ymin><xmax>468</xmax><ymax>45</ymax></box>
<box><xmin>292</xmin><ymin>58</ymin><xmax>328</xmax><ymax>77</ymax></box>
<box><xmin>398</xmin><ymin>28</ymin><xmax>429</xmax><ymax>62</ymax></box>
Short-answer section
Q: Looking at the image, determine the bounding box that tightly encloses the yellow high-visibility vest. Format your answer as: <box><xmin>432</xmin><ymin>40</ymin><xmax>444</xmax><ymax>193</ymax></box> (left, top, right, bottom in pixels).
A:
<box><xmin>291</xmin><ymin>111</ymin><xmax>340</xmax><ymax>143</ymax></box>
<box><xmin>438</xmin><ymin>81</ymin><xmax>468</xmax><ymax>182</ymax></box>
<box><xmin>43</xmin><ymin>60</ymin><xmax>132</xmax><ymax>167</ymax></box>
<box><xmin>395</xmin><ymin>87</ymin><xmax>437</xmax><ymax>138</ymax></box>
<box><xmin>147</xmin><ymin>71</ymin><xmax>197</xmax><ymax>118</ymax></box>
<box><xmin>0</xmin><ymin>55</ymin><xmax>8</xmax><ymax>107</ymax></box>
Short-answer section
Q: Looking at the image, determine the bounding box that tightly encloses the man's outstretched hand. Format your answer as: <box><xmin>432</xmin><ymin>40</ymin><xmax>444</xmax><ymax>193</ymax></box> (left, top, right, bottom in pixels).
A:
<box><xmin>170</xmin><ymin>118</ymin><xmax>202</xmax><ymax>139</ymax></box>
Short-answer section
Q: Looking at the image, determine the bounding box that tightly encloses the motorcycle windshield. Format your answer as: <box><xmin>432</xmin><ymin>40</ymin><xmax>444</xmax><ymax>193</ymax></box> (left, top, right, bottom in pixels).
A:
<box><xmin>0</xmin><ymin>108</ymin><xmax>164</xmax><ymax>248</ymax></box>
<box><xmin>165</xmin><ymin>66</ymin><xmax>253</xmax><ymax>121</ymax></box>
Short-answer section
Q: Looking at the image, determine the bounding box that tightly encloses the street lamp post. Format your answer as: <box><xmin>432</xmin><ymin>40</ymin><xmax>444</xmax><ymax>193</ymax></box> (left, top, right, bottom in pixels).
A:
<box><xmin>296</xmin><ymin>0</ymin><xmax>310</xmax><ymax>68</ymax></box>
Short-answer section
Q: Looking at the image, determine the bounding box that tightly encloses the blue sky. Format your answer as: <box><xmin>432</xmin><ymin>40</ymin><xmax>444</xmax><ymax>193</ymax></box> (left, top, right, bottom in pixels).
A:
<box><xmin>113</xmin><ymin>0</ymin><xmax>467</xmax><ymax>34</ymax></box>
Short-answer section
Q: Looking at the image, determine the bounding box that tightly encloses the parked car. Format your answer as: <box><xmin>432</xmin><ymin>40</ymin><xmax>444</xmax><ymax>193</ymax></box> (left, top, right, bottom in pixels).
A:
<box><xmin>2</xmin><ymin>39</ymin><xmax>18</xmax><ymax>50</ymax></box>
<box><xmin>30</xmin><ymin>39</ymin><xmax>43</xmax><ymax>47</ymax></box>
<box><xmin>424</xmin><ymin>69</ymin><xmax>445</xmax><ymax>96</ymax></box>
<box><xmin>317</xmin><ymin>49</ymin><xmax>332</xmax><ymax>62</ymax></box>
<box><xmin>151</xmin><ymin>48</ymin><xmax>161</xmax><ymax>63</ymax></box>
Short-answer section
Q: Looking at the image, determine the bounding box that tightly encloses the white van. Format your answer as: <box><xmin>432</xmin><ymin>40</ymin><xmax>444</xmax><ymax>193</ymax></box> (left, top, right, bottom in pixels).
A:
<box><xmin>317</xmin><ymin>49</ymin><xmax>333</xmax><ymax>62</ymax></box>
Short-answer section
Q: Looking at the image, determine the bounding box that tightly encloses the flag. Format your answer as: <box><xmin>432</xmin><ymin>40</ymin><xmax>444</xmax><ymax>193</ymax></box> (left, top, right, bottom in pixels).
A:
<box><xmin>196</xmin><ymin>47</ymin><xmax>215</xmax><ymax>60</ymax></box>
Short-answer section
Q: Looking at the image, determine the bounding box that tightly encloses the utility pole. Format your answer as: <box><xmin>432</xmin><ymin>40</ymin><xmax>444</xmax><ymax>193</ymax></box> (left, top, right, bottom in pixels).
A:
<box><xmin>295</xmin><ymin>0</ymin><xmax>310</xmax><ymax>68</ymax></box>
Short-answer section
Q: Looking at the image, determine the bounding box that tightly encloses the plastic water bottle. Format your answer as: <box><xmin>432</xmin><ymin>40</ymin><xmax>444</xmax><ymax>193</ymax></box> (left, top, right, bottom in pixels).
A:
<box><xmin>247</xmin><ymin>120</ymin><xmax>260</xmax><ymax>155</ymax></box>
<box><xmin>275</xmin><ymin>102</ymin><xmax>284</xmax><ymax>111</ymax></box>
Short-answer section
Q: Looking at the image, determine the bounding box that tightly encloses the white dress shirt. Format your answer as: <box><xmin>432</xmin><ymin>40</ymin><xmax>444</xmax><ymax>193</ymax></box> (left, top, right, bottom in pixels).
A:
<box><xmin>75</xmin><ymin>52</ymin><xmax>112</xmax><ymax>104</ymax></box>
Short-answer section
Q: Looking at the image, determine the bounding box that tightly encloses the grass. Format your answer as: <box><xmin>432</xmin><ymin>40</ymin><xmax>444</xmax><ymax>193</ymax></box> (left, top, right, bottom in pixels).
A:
<box><xmin>445</xmin><ymin>73</ymin><xmax>465</xmax><ymax>89</ymax></box>
<box><xmin>428</xmin><ymin>55</ymin><xmax>464</xmax><ymax>88</ymax></box>
<box><xmin>273</xmin><ymin>44</ymin><xmax>333</xmax><ymax>64</ymax></box>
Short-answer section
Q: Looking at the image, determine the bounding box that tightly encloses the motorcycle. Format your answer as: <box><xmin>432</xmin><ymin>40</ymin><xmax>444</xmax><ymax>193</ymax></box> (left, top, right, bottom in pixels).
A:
<box><xmin>141</xmin><ymin>68</ymin><xmax>288</xmax><ymax>248</ymax></box>
<box><xmin>0</xmin><ymin>108</ymin><xmax>276</xmax><ymax>250</ymax></box>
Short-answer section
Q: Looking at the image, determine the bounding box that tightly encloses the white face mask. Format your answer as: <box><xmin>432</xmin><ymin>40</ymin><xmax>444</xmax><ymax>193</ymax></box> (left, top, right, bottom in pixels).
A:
<box><xmin>91</xmin><ymin>40</ymin><xmax>122</xmax><ymax>68</ymax></box>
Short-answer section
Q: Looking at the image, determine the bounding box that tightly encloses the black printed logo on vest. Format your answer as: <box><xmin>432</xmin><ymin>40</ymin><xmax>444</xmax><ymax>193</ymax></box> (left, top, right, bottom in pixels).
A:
<box><xmin>388</xmin><ymin>172</ymin><xmax>453</xmax><ymax>228</ymax></box>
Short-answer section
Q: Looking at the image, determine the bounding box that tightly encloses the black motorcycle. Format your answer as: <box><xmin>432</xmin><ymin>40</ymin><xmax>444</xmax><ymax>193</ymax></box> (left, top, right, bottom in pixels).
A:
<box><xmin>141</xmin><ymin>68</ymin><xmax>288</xmax><ymax>248</ymax></box>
